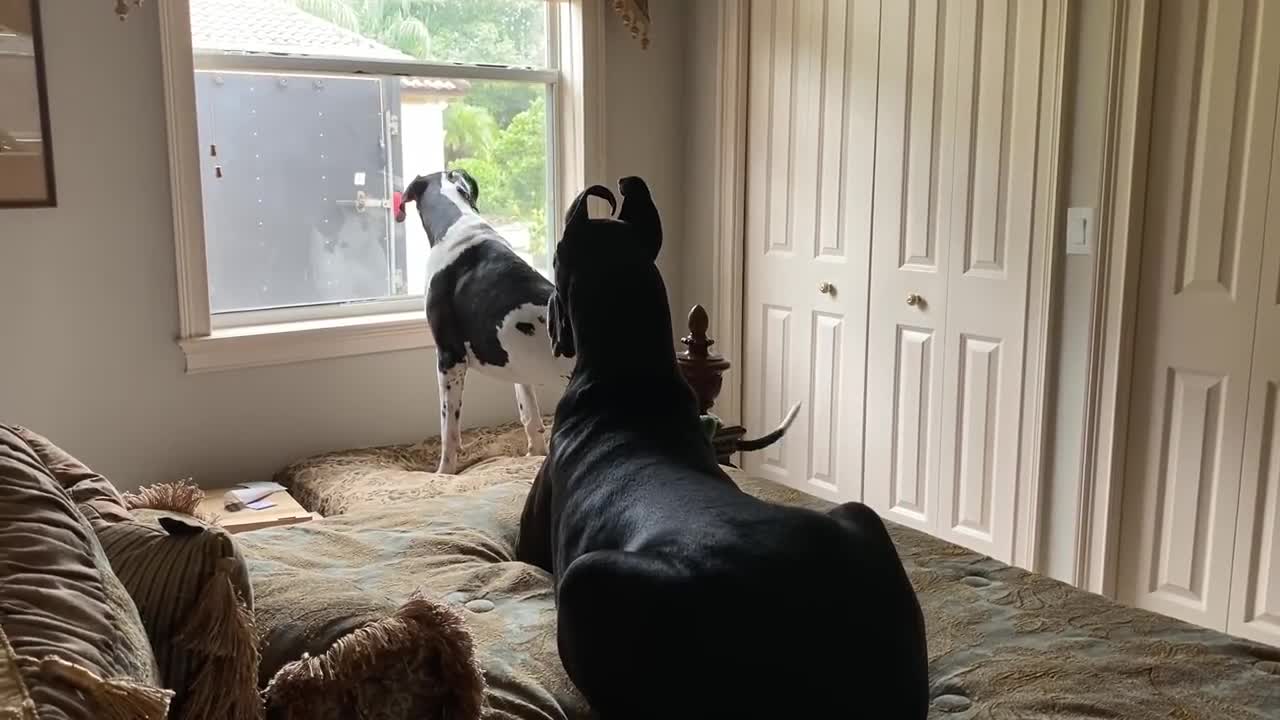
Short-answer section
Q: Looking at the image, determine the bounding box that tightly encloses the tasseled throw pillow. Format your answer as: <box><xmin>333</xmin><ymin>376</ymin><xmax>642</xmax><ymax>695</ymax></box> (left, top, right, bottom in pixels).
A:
<box><xmin>0</xmin><ymin>626</ymin><xmax>35</xmax><ymax>719</ymax></box>
<box><xmin>0</xmin><ymin>425</ymin><xmax>172</xmax><ymax>720</ymax></box>
<box><xmin>86</xmin><ymin>505</ymin><xmax>262</xmax><ymax>720</ymax></box>
<box><xmin>7</xmin><ymin>427</ymin><xmax>260</xmax><ymax>720</ymax></box>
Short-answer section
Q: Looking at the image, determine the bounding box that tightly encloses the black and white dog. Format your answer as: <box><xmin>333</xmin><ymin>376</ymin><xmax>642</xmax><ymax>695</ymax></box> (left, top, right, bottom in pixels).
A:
<box><xmin>397</xmin><ymin>170</ymin><xmax>572</xmax><ymax>474</ymax></box>
<box><xmin>517</xmin><ymin>177</ymin><xmax>929</xmax><ymax>719</ymax></box>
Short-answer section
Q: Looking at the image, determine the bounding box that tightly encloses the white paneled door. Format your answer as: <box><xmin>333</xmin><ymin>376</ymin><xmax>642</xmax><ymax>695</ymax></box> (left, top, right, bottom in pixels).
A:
<box><xmin>1119</xmin><ymin>0</ymin><xmax>1280</xmax><ymax>634</ymax></box>
<box><xmin>741</xmin><ymin>0</ymin><xmax>880</xmax><ymax>503</ymax></box>
<box><xmin>1228</xmin><ymin>7</ymin><xmax>1280</xmax><ymax>642</ymax></box>
<box><xmin>742</xmin><ymin>0</ymin><xmax>1060</xmax><ymax>563</ymax></box>
<box><xmin>1230</xmin><ymin>161</ymin><xmax>1280</xmax><ymax>647</ymax></box>
<box><xmin>865</xmin><ymin>0</ymin><xmax>1049</xmax><ymax>560</ymax></box>
<box><xmin>863</xmin><ymin>0</ymin><xmax>950</xmax><ymax>535</ymax></box>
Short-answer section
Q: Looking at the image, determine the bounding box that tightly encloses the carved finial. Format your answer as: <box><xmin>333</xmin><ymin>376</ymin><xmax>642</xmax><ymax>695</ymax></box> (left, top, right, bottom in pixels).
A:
<box><xmin>682</xmin><ymin>304</ymin><xmax>714</xmax><ymax>358</ymax></box>
<box><xmin>689</xmin><ymin>304</ymin><xmax>709</xmax><ymax>337</ymax></box>
<box><xmin>676</xmin><ymin>304</ymin><xmax>730</xmax><ymax>414</ymax></box>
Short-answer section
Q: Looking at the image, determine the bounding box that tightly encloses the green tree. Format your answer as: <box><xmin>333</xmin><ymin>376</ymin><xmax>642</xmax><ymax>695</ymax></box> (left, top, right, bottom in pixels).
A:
<box><xmin>289</xmin><ymin>0</ymin><xmax>431</xmax><ymax>58</ymax></box>
<box><xmin>465</xmin><ymin>83</ymin><xmax>541</xmax><ymax>128</ymax></box>
<box><xmin>411</xmin><ymin>0</ymin><xmax>546</xmax><ymax>67</ymax></box>
<box><xmin>442</xmin><ymin>103</ymin><xmax>497</xmax><ymax>162</ymax></box>
<box><xmin>452</xmin><ymin>95</ymin><xmax>548</xmax><ymax>264</ymax></box>
<box><xmin>289</xmin><ymin>0</ymin><xmax>545</xmax><ymax>66</ymax></box>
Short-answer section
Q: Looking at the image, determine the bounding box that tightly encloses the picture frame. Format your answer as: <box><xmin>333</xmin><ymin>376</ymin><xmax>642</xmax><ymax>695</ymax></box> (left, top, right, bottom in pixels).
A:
<box><xmin>0</xmin><ymin>0</ymin><xmax>57</xmax><ymax>208</ymax></box>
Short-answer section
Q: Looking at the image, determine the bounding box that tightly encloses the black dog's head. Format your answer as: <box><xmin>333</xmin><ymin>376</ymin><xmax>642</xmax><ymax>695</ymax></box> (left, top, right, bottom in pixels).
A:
<box><xmin>549</xmin><ymin>176</ymin><xmax>666</xmax><ymax>363</ymax></box>
<box><xmin>395</xmin><ymin>169</ymin><xmax>480</xmax><ymax>245</ymax></box>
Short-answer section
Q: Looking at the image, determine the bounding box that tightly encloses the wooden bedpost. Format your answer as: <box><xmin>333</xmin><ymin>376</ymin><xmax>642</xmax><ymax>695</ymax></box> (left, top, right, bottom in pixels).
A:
<box><xmin>676</xmin><ymin>304</ymin><xmax>729</xmax><ymax>413</ymax></box>
<box><xmin>677</xmin><ymin>304</ymin><xmax>747</xmax><ymax>466</ymax></box>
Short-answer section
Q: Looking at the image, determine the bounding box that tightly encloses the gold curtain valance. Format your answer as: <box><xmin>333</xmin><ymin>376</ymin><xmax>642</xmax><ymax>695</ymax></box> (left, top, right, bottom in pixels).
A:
<box><xmin>612</xmin><ymin>0</ymin><xmax>650</xmax><ymax>49</ymax></box>
<box><xmin>114</xmin><ymin>0</ymin><xmax>143</xmax><ymax>20</ymax></box>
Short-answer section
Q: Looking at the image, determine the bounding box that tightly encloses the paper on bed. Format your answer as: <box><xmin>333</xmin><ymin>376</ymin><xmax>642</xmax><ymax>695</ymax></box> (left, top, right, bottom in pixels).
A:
<box><xmin>227</xmin><ymin>481</ymin><xmax>286</xmax><ymax>507</ymax></box>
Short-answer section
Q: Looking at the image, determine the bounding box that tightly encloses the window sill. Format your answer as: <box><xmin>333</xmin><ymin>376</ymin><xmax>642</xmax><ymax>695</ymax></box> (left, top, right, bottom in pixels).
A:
<box><xmin>178</xmin><ymin>310</ymin><xmax>433</xmax><ymax>374</ymax></box>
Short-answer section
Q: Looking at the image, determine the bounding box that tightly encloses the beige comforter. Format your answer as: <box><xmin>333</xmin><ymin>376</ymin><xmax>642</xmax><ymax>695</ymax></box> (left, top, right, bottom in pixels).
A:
<box><xmin>237</xmin><ymin>421</ymin><xmax>1280</xmax><ymax>719</ymax></box>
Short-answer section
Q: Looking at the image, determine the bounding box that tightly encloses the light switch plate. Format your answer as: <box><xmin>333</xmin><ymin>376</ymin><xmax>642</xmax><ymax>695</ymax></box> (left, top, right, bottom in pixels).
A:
<box><xmin>1066</xmin><ymin>207</ymin><xmax>1095</xmax><ymax>256</ymax></box>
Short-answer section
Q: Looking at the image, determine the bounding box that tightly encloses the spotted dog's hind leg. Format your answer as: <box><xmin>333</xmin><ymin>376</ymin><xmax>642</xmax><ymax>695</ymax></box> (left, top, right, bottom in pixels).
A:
<box><xmin>437</xmin><ymin>364</ymin><xmax>467</xmax><ymax>474</ymax></box>
<box><xmin>515</xmin><ymin>384</ymin><xmax>547</xmax><ymax>456</ymax></box>
<box><xmin>427</xmin><ymin>273</ymin><xmax>468</xmax><ymax>475</ymax></box>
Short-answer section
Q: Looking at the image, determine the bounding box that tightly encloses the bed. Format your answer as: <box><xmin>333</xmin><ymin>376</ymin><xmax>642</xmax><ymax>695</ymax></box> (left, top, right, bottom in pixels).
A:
<box><xmin>235</xmin><ymin>419</ymin><xmax>1280</xmax><ymax>719</ymax></box>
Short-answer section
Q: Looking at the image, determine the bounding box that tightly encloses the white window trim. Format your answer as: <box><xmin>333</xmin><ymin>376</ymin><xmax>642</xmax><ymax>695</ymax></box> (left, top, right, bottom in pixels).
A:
<box><xmin>160</xmin><ymin>0</ymin><xmax>608</xmax><ymax>374</ymax></box>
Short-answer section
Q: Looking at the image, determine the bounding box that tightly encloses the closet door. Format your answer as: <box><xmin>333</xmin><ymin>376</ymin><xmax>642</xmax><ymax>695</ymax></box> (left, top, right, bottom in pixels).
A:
<box><xmin>1229</xmin><ymin>63</ymin><xmax>1280</xmax><ymax>645</ymax></box>
<box><xmin>741</xmin><ymin>0</ymin><xmax>1061</xmax><ymax>553</ymax></box>
<box><xmin>934</xmin><ymin>0</ymin><xmax>1049</xmax><ymax>559</ymax></box>
<box><xmin>1118</xmin><ymin>0</ymin><xmax>1277</xmax><ymax>631</ymax></box>
<box><xmin>864</xmin><ymin>0</ymin><xmax>950</xmax><ymax>534</ymax></box>
<box><xmin>864</xmin><ymin>0</ymin><xmax>1052</xmax><ymax>561</ymax></box>
<box><xmin>741</xmin><ymin>0</ymin><xmax>880</xmax><ymax>503</ymax></box>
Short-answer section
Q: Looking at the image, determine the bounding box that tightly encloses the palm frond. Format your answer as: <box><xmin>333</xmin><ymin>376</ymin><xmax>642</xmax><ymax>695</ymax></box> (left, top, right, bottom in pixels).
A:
<box><xmin>444</xmin><ymin>103</ymin><xmax>498</xmax><ymax>155</ymax></box>
<box><xmin>392</xmin><ymin>16</ymin><xmax>431</xmax><ymax>58</ymax></box>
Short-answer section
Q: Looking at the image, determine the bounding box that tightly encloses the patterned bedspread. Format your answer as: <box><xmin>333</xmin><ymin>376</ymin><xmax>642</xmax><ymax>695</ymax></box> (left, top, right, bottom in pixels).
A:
<box><xmin>242</xmin><ymin>422</ymin><xmax>1280</xmax><ymax>719</ymax></box>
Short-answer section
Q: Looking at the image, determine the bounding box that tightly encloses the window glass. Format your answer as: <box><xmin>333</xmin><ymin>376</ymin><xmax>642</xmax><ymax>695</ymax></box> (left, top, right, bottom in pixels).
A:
<box><xmin>188</xmin><ymin>0</ymin><xmax>553</xmax><ymax>316</ymax></box>
<box><xmin>194</xmin><ymin>72</ymin><xmax>548</xmax><ymax>314</ymax></box>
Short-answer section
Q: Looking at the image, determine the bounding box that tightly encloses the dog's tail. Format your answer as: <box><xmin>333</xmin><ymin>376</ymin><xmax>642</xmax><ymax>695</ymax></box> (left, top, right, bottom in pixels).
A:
<box><xmin>735</xmin><ymin>402</ymin><xmax>801</xmax><ymax>452</ymax></box>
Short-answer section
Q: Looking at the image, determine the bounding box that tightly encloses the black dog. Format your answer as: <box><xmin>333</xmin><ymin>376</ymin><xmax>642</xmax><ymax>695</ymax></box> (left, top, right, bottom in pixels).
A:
<box><xmin>517</xmin><ymin>178</ymin><xmax>929</xmax><ymax>719</ymax></box>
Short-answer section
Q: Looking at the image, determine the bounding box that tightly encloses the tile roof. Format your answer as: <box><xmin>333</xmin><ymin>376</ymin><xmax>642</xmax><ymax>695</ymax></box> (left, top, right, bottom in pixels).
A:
<box><xmin>399</xmin><ymin>77</ymin><xmax>468</xmax><ymax>93</ymax></box>
<box><xmin>191</xmin><ymin>0</ymin><xmax>411</xmax><ymax>61</ymax></box>
<box><xmin>190</xmin><ymin>0</ymin><xmax>466</xmax><ymax>94</ymax></box>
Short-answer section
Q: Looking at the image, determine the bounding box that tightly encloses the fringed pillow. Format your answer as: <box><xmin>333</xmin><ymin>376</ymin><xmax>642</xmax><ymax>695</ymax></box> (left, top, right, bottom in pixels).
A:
<box><xmin>85</xmin><ymin>504</ymin><xmax>262</xmax><ymax>720</ymax></box>
<box><xmin>0</xmin><ymin>425</ymin><xmax>172</xmax><ymax>720</ymax></box>
<box><xmin>0</xmin><ymin>626</ymin><xmax>35</xmax><ymax>720</ymax></box>
<box><xmin>10</xmin><ymin>425</ymin><xmax>133</xmax><ymax>523</ymax></box>
<box><xmin>122</xmin><ymin>478</ymin><xmax>209</xmax><ymax>520</ymax></box>
<box><xmin>260</xmin><ymin>593</ymin><xmax>484</xmax><ymax>720</ymax></box>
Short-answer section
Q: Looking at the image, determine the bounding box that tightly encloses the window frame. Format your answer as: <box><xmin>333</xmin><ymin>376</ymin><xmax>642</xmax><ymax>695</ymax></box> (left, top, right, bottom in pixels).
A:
<box><xmin>159</xmin><ymin>0</ymin><xmax>607</xmax><ymax>373</ymax></box>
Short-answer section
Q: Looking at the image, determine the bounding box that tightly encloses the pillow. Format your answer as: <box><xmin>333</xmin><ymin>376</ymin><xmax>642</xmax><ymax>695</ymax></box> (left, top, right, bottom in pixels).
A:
<box><xmin>0</xmin><ymin>424</ymin><xmax>171</xmax><ymax>720</ymax></box>
<box><xmin>9</xmin><ymin>426</ymin><xmax>132</xmax><ymax>523</ymax></box>
<box><xmin>1</xmin><ymin>626</ymin><xmax>35</xmax><ymax>719</ymax></box>
<box><xmin>85</xmin><ymin>505</ymin><xmax>261</xmax><ymax>720</ymax></box>
<box><xmin>259</xmin><ymin>593</ymin><xmax>483</xmax><ymax>720</ymax></box>
<box><xmin>10</xmin><ymin>428</ymin><xmax>261</xmax><ymax>720</ymax></box>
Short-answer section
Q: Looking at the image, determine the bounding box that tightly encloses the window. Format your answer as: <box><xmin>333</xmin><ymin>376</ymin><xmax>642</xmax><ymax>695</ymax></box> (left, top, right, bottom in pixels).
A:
<box><xmin>162</xmin><ymin>0</ymin><xmax>605</xmax><ymax>371</ymax></box>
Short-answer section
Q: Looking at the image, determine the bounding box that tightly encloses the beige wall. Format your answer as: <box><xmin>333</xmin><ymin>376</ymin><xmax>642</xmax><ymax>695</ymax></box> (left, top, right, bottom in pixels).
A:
<box><xmin>677</xmin><ymin>0</ymin><xmax>720</xmax><ymax>337</ymax></box>
<box><xmin>1040</xmin><ymin>0</ymin><xmax>1111</xmax><ymax>582</ymax></box>
<box><xmin>0</xmin><ymin>1</ymin><xmax>690</xmax><ymax>491</ymax></box>
<box><xmin>605</xmin><ymin>0</ymin><xmax>688</xmax><ymax>336</ymax></box>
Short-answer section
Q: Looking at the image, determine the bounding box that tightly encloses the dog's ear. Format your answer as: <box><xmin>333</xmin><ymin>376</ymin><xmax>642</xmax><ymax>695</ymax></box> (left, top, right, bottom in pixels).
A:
<box><xmin>548</xmin><ymin>289</ymin><xmax>576</xmax><ymax>359</ymax></box>
<box><xmin>397</xmin><ymin>175</ymin><xmax>429</xmax><ymax>223</ymax></box>
<box><xmin>618</xmin><ymin>176</ymin><xmax>662</xmax><ymax>260</ymax></box>
<box><xmin>564</xmin><ymin>184</ymin><xmax>618</xmax><ymax>231</ymax></box>
<box><xmin>449</xmin><ymin>169</ymin><xmax>480</xmax><ymax>209</ymax></box>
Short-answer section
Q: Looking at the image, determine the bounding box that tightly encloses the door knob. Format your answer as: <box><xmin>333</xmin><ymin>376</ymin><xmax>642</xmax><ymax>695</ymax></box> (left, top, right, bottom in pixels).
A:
<box><xmin>906</xmin><ymin>293</ymin><xmax>923</xmax><ymax>306</ymax></box>
<box><xmin>819</xmin><ymin>282</ymin><xmax>834</xmax><ymax>295</ymax></box>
